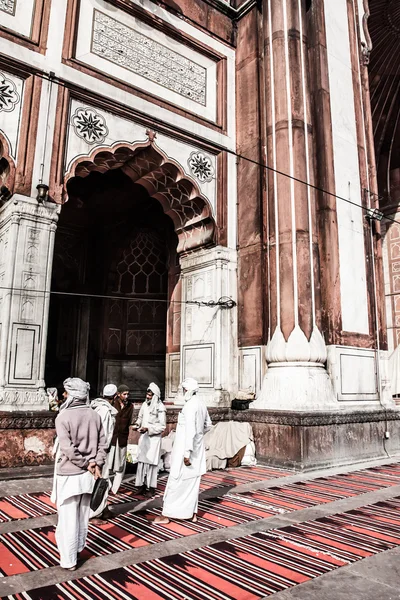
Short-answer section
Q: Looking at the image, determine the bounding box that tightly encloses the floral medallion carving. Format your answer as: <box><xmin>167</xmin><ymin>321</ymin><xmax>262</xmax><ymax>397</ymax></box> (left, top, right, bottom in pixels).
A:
<box><xmin>0</xmin><ymin>72</ymin><xmax>20</xmax><ymax>113</ymax></box>
<box><xmin>71</xmin><ymin>107</ymin><xmax>109</xmax><ymax>145</ymax></box>
<box><xmin>0</xmin><ymin>0</ymin><xmax>16</xmax><ymax>15</ymax></box>
<box><xmin>187</xmin><ymin>151</ymin><xmax>215</xmax><ymax>183</ymax></box>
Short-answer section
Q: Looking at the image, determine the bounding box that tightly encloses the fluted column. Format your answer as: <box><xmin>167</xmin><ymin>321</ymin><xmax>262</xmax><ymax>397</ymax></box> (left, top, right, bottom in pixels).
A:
<box><xmin>253</xmin><ymin>0</ymin><xmax>336</xmax><ymax>410</ymax></box>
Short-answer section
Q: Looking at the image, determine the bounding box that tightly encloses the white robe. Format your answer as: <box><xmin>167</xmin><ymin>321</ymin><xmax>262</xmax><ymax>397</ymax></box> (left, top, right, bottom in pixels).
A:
<box><xmin>55</xmin><ymin>471</ymin><xmax>95</xmax><ymax>568</ymax></box>
<box><xmin>162</xmin><ymin>396</ymin><xmax>212</xmax><ymax>519</ymax></box>
<box><xmin>135</xmin><ymin>400</ymin><xmax>166</xmax><ymax>488</ymax></box>
<box><xmin>89</xmin><ymin>398</ymin><xmax>118</xmax><ymax>517</ymax></box>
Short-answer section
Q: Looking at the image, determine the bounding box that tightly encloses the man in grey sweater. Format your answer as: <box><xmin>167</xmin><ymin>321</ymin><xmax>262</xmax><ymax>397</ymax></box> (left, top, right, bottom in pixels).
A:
<box><xmin>53</xmin><ymin>378</ymin><xmax>107</xmax><ymax>570</ymax></box>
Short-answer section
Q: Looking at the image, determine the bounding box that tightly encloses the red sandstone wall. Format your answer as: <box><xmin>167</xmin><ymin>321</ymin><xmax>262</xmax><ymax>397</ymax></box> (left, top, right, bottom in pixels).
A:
<box><xmin>0</xmin><ymin>429</ymin><xmax>55</xmax><ymax>468</ymax></box>
<box><xmin>236</xmin><ymin>7</ymin><xmax>266</xmax><ymax>347</ymax></box>
<box><xmin>158</xmin><ymin>0</ymin><xmax>235</xmax><ymax>44</ymax></box>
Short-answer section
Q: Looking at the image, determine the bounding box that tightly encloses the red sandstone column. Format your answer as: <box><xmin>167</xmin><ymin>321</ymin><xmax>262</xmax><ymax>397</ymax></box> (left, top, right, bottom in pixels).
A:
<box><xmin>253</xmin><ymin>0</ymin><xmax>335</xmax><ymax>409</ymax></box>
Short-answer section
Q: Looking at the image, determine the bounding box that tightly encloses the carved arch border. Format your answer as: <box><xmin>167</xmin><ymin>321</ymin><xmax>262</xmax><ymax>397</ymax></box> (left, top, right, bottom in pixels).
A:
<box><xmin>0</xmin><ymin>131</ymin><xmax>16</xmax><ymax>193</ymax></box>
<box><xmin>63</xmin><ymin>139</ymin><xmax>217</xmax><ymax>254</ymax></box>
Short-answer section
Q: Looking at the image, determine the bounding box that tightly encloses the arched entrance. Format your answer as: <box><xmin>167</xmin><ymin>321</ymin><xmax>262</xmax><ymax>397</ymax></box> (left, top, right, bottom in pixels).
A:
<box><xmin>45</xmin><ymin>141</ymin><xmax>215</xmax><ymax>399</ymax></box>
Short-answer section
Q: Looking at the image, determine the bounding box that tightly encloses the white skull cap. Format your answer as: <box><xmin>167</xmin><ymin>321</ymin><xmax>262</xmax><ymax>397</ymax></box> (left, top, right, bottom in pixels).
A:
<box><xmin>103</xmin><ymin>384</ymin><xmax>117</xmax><ymax>397</ymax></box>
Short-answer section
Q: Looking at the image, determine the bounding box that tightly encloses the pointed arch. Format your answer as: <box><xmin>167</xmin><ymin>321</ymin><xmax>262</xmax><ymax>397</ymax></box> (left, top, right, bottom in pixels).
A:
<box><xmin>64</xmin><ymin>141</ymin><xmax>216</xmax><ymax>253</ymax></box>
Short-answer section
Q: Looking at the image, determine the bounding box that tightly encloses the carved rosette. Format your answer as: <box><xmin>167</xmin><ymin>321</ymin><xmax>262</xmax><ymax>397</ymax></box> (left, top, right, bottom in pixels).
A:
<box><xmin>0</xmin><ymin>72</ymin><xmax>20</xmax><ymax>113</ymax></box>
<box><xmin>188</xmin><ymin>151</ymin><xmax>215</xmax><ymax>183</ymax></box>
<box><xmin>72</xmin><ymin>107</ymin><xmax>109</xmax><ymax>145</ymax></box>
<box><xmin>0</xmin><ymin>0</ymin><xmax>16</xmax><ymax>16</ymax></box>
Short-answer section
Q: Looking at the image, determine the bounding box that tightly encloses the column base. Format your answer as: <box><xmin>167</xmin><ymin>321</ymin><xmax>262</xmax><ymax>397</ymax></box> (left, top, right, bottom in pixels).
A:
<box><xmin>252</xmin><ymin>362</ymin><xmax>337</xmax><ymax>411</ymax></box>
<box><xmin>0</xmin><ymin>387</ymin><xmax>48</xmax><ymax>411</ymax></box>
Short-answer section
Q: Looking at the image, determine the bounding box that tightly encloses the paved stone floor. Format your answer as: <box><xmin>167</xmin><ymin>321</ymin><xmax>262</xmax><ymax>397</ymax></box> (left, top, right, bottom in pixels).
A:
<box><xmin>1</xmin><ymin>457</ymin><xmax>400</xmax><ymax>599</ymax></box>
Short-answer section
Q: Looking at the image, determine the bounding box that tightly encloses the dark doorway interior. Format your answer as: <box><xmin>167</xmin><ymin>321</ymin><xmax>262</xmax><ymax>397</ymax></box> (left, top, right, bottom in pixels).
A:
<box><xmin>45</xmin><ymin>168</ymin><xmax>178</xmax><ymax>400</ymax></box>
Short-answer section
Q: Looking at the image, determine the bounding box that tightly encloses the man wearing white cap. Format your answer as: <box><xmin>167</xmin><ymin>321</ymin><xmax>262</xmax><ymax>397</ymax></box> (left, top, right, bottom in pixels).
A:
<box><xmin>89</xmin><ymin>384</ymin><xmax>118</xmax><ymax>520</ymax></box>
<box><xmin>155</xmin><ymin>378</ymin><xmax>212</xmax><ymax>524</ymax></box>
<box><xmin>134</xmin><ymin>382</ymin><xmax>166</xmax><ymax>497</ymax></box>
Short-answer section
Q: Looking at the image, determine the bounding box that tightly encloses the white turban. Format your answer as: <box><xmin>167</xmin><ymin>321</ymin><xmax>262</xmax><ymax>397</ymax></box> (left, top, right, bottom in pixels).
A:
<box><xmin>182</xmin><ymin>378</ymin><xmax>199</xmax><ymax>402</ymax></box>
<box><xmin>62</xmin><ymin>378</ymin><xmax>90</xmax><ymax>410</ymax></box>
<box><xmin>147</xmin><ymin>382</ymin><xmax>161</xmax><ymax>415</ymax></box>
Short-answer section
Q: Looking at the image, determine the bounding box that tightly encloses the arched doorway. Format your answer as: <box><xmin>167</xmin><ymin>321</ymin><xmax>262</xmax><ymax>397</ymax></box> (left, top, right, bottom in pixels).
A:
<box><xmin>45</xmin><ymin>142</ymin><xmax>215</xmax><ymax>399</ymax></box>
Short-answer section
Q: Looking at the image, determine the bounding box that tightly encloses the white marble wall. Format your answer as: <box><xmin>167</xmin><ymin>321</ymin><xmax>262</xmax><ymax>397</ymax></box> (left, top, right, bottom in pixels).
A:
<box><xmin>326</xmin><ymin>345</ymin><xmax>394</xmax><ymax>408</ymax></box>
<box><xmin>0</xmin><ymin>195</ymin><xmax>59</xmax><ymax>410</ymax></box>
<box><xmin>179</xmin><ymin>246</ymin><xmax>238</xmax><ymax>406</ymax></box>
<box><xmin>324</xmin><ymin>0</ymin><xmax>369</xmax><ymax>335</ymax></box>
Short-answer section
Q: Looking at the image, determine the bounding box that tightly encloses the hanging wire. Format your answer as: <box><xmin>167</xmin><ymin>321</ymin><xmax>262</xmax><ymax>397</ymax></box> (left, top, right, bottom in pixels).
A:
<box><xmin>13</xmin><ymin>68</ymin><xmax>400</xmax><ymax>227</ymax></box>
<box><xmin>0</xmin><ymin>285</ymin><xmax>236</xmax><ymax>308</ymax></box>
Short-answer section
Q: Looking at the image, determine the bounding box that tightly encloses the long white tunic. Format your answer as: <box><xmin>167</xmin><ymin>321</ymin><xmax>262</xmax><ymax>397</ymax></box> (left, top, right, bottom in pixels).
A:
<box><xmin>136</xmin><ymin>400</ymin><xmax>166</xmax><ymax>466</ymax></box>
<box><xmin>90</xmin><ymin>398</ymin><xmax>118</xmax><ymax>448</ymax></box>
<box><xmin>162</xmin><ymin>396</ymin><xmax>212</xmax><ymax>519</ymax></box>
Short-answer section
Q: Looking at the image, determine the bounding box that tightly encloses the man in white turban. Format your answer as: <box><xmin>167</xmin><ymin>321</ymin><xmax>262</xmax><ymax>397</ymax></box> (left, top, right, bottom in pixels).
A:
<box><xmin>52</xmin><ymin>378</ymin><xmax>107</xmax><ymax>570</ymax></box>
<box><xmin>155</xmin><ymin>378</ymin><xmax>212</xmax><ymax>524</ymax></box>
<box><xmin>134</xmin><ymin>382</ymin><xmax>166</xmax><ymax>497</ymax></box>
<box><xmin>89</xmin><ymin>383</ymin><xmax>118</xmax><ymax>520</ymax></box>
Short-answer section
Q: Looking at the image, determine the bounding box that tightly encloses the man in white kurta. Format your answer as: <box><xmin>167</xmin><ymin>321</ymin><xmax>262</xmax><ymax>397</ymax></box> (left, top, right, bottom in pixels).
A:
<box><xmin>155</xmin><ymin>378</ymin><xmax>212</xmax><ymax>524</ymax></box>
<box><xmin>52</xmin><ymin>378</ymin><xmax>107</xmax><ymax>570</ymax></box>
<box><xmin>135</xmin><ymin>382</ymin><xmax>166</xmax><ymax>496</ymax></box>
<box><xmin>89</xmin><ymin>384</ymin><xmax>118</xmax><ymax>520</ymax></box>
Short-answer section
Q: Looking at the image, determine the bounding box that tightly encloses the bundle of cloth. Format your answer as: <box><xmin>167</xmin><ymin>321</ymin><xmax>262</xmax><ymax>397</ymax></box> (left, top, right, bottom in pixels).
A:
<box><xmin>204</xmin><ymin>421</ymin><xmax>256</xmax><ymax>470</ymax></box>
<box><xmin>159</xmin><ymin>430</ymin><xmax>176</xmax><ymax>471</ymax></box>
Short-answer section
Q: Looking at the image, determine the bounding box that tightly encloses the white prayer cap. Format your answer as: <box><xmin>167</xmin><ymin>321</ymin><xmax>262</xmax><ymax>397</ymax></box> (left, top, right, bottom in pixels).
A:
<box><xmin>147</xmin><ymin>382</ymin><xmax>161</xmax><ymax>398</ymax></box>
<box><xmin>103</xmin><ymin>383</ymin><xmax>117</xmax><ymax>397</ymax></box>
<box><xmin>63</xmin><ymin>377</ymin><xmax>90</xmax><ymax>400</ymax></box>
<box><xmin>182</xmin><ymin>378</ymin><xmax>199</xmax><ymax>392</ymax></box>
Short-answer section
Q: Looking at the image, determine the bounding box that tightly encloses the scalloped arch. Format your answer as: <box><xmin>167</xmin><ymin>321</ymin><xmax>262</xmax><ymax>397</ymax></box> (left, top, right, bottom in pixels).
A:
<box><xmin>64</xmin><ymin>141</ymin><xmax>215</xmax><ymax>253</ymax></box>
<box><xmin>0</xmin><ymin>132</ymin><xmax>16</xmax><ymax>193</ymax></box>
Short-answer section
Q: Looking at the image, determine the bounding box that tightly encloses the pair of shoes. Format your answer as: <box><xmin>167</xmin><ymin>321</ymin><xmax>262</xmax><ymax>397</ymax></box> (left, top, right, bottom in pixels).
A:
<box><xmin>145</xmin><ymin>487</ymin><xmax>156</xmax><ymax>498</ymax></box>
<box><xmin>138</xmin><ymin>484</ymin><xmax>147</xmax><ymax>496</ymax></box>
<box><xmin>62</xmin><ymin>565</ymin><xmax>76</xmax><ymax>571</ymax></box>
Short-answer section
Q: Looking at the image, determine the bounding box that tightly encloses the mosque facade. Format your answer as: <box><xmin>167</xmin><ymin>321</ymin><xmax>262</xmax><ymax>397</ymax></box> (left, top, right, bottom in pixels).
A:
<box><xmin>0</xmin><ymin>0</ymin><xmax>399</xmax><ymax>468</ymax></box>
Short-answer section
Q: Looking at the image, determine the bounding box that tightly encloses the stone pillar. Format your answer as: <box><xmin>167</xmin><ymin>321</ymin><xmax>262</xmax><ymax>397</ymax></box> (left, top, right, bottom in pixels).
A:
<box><xmin>253</xmin><ymin>0</ymin><xmax>336</xmax><ymax>410</ymax></box>
<box><xmin>0</xmin><ymin>195</ymin><xmax>59</xmax><ymax>410</ymax></box>
<box><xmin>178</xmin><ymin>246</ymin><xmax>237</xmax><ymax>407</ymax></box>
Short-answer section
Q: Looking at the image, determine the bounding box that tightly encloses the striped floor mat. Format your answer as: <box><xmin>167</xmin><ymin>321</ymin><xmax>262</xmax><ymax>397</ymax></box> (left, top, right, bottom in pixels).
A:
<box><xmin>226</xmin><ymin>466</ymin><xmax>400</xmax><ymax>511</ymax></box>
<box><xmin>6</xmin><ymin>498</ymin><xmax>400</xmax><ymax>599</ymax></box>
<box><xmin>0</xmin><ymin>493</ymin><xmax>280</xmax><ymax>577</ymax></box>
<box><xmin>2</xmin><ymin>465</ymin><xmax>400</xmax><ymax>577</ymax></box>
<box><xmin>0</xmin><ymin>465</ymin><xmax>290</xmax><ymax>523</ymax></box>
<box><xmin>109</xmin><ymin>464</ymin><xmax>290</xmax><ymax>506</ymax></box>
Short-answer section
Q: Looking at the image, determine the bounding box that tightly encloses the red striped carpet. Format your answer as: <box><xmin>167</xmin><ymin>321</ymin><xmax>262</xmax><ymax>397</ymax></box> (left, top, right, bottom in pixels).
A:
<box><xmin>226</xmin><ymin>466</ymin><xmax>400</xmax><ymax>511</ymax></box>
<box><xmin>6</xmin><ymin>498</ymin><xmax>400</xmax><ymax>600</ymax></box>
<box><xmin>2</xmin><ymin>466</ymin><xmax>400</xmax><ymax>578</ymax></box>
<box><xmin>0</xmin><ymin>494</ymin><xmax>280</xmax><ymax>577</ymax></box>
<box><xmin>0</xmin><ymin>465</ymin><xmax>289</xmax><ymax>523</ymax></box>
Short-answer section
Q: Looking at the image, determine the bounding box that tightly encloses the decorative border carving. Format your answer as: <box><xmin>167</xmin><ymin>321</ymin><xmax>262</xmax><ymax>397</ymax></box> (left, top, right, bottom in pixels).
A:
<box><xmin>0</xmin><ymin>411</ymin><xmax>56</xmax><ymax>429</ymax></box>
<box><xmin>1</xmin><ymin>406</ymin><xmax>399</xmax><ymax>430</ymax></box>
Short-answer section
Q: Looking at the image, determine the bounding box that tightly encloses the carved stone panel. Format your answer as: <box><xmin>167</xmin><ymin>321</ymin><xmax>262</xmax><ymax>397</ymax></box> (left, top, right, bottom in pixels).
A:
<box><xmin>91</xmin><ymin>10</ymin><xmax>207</xmax><ymax>106</ymax></box>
